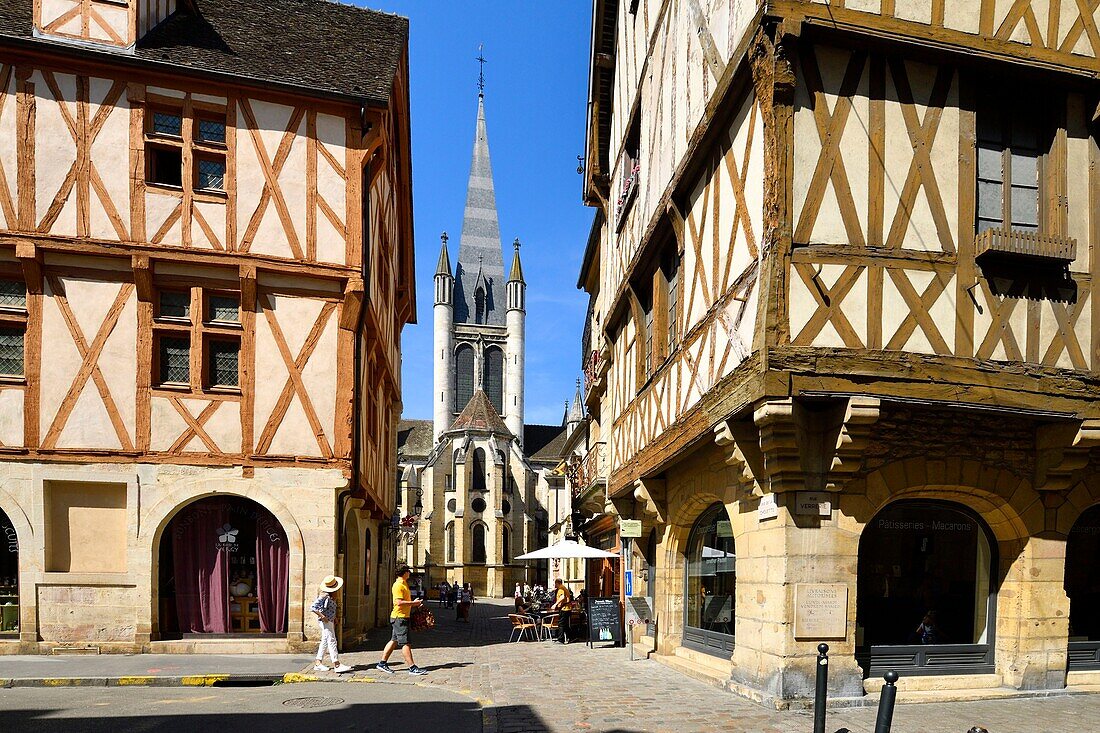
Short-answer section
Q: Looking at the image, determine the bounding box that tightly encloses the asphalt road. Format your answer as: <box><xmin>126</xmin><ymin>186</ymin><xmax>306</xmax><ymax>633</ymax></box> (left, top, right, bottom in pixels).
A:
<box><xmin>0</xmin><ymin>681</ymin><xmax>483</xmax><ymax>732</ymax></box>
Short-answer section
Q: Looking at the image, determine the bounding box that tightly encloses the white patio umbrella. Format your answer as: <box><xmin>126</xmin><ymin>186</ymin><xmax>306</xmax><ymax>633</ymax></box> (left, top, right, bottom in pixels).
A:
<box><xmin>515</xmin><ymin>539</ymin><xmax>619</xmax><ymax>560</ymax></box>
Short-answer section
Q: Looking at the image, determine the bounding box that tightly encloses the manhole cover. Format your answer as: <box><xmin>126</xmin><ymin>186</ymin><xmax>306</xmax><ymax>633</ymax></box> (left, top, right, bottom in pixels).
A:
<box><xmin>282</xmin><ymin>696</ymin><xmax>345</xmax><ymax>709</ymax></box>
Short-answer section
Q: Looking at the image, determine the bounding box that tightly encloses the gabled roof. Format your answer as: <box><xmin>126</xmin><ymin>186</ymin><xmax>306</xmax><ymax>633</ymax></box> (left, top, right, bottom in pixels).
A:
<box><xmin>449</xmin><ymin>389</ymin><xmax>512</xmax><ymax>436</ymax></box>
<box><xmin>524</xmin><ymin>424</ymin><xmax>568</xmax><ymax>463</ymax></box>
<box><xmin>0</xmin><ymin>0</ymin><xmax>408</xmax><ymax>105</ymax></box>
<box><xmin>397</xmin><ymin>419</ymin><xmax>434</xmax><ymax>460</ymax></box>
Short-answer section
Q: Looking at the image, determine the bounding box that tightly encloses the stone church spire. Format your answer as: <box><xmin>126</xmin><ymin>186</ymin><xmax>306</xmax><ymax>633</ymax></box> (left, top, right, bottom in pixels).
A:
<box><xmin>453</xmin><ymin>91</ymin><xmax>506</xmax><ymax>326</ymax></box>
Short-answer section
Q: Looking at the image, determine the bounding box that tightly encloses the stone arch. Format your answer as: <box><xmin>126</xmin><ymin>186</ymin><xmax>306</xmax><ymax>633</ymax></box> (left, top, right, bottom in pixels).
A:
<box><xmin>0</xmin><ymin>487</ymin><xmax>32</xmax><ymax>638</ymax></box>
<box><xmin>145</xmin><ymin>483</ymin><xmax>306</xmax><ymax>641</ymax></box>
<box><xmin>469</xmin><ymin>520</ymin><xmax>488</xmax><ymax>564</ymax></box>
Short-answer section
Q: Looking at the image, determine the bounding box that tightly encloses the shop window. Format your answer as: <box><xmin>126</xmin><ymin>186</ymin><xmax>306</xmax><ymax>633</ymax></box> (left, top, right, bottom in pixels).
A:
<box><xmin>0</xmin><ymin>509</ymin><xmax>18</xmax><ymax>636</ymax></box>
<box><xmin>1066</xmin><ymin>505</ymin><xmax>1100</xmax><ymax>670</ymax></box>
<box><xmin>45</xmin><ymin>480</ymin><xmax>127</xmax><ymax>573</ymax></box>
<box><xmin>153</xmin><ymin>287</ymin><xmax>241</xmax><ymax>391</ymax></box>
<box><xmin>145</xmin><ymin>103</ymin><xmax>228</xmax><ymax>194</ymax></box>
<box><xmin>0</xmin><ymin>278</ymin><xmax>27</xmax><ymax>378</ymax></box>
<box><xmin>683</xmin><ymin>503</ymin><xmax>735</xmax><ymax>656</ymax></box>
<box><xmin>856</xmin><ymin>501</ymin><xmax>996</xmax><ymax>676</ymax></box>
<box><xmin>455</xmin><ymin>344</ymin><xmax>474</xmax><ymax>412</ymax></box>
<box><xmin>471</xmin><ymin>523</ymin><xmax>487</xmax><ymax>564</ymax></box>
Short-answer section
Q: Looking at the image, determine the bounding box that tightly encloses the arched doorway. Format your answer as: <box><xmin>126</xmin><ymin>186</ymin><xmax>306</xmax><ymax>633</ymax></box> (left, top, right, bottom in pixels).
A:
<box><xmin>158</xmin><ymin>496</ymin><xmax>289</xmax><ymax>636</ymax></box>
<box><xmin>0</xmin><ymin>509</ymin><xmax>18</xmax><ymax>636</ymax></box>
<box><xmin>683</xmin><ymin>503</ymin><xmax>735</xmax><ymax>656</ymax></box>
<box><xmin>856</xmin><ymin>500</ymin><xmax>996</xmax><ymax>675</ymax></box>
<box><xmin>1066</xmin><ymin>505</ymin><xmax>1100</xmax><ymax>670</ymax></box>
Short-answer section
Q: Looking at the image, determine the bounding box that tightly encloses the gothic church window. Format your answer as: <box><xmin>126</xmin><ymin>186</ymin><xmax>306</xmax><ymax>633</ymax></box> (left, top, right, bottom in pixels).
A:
<box><xmin>502</xmin><ymin>525</ymin><xmax>511</xmax><ymax>563</ymax></box>
<box><xmin>455</xmin><ymin>344</ymin><xmax>474</xmax><ymax>411</ymax></box>
<box><xmin>485</xmin><ymin>347</ymin><xmax>504</xmax><ymax>413</ymax></box>
<box><xmin>471</xmin><ymin>522</ymin><xmax>487</xmax><ymax>564</ymax></box>
<box><xmin>474</xmin><ymin>287</ymin><xmax>486</xmax><ymax>324</ymax></box>
<box><xmin>472</xmin><ymin>448</ymin><xmax>486</xmax><ymax>492</ymax></box>
<box><xmin>446</xmin><ymin>521</ymin><xmax>455</xmax><ymax>563</ymax></box>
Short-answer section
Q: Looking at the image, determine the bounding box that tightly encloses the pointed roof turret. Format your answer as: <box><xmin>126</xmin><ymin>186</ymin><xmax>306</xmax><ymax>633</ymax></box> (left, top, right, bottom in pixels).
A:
<box><xmin>436</xmin><ymin>231</ymin><xmax>452</xmax><ymax>277</ymax></box>
<box><xmin>449</xmin><ymin>389</ymin><xmax>513</xmax><ymax>436</ymax></box>
<box><xmin>453</xmin><ymin>88</ymin><xmax>506</xmax><ymax>326</ymax></box>
<box><xmin>508</xmin><ymin>238</ymin><xmax>525</xmax><ymax>283</ymax></box>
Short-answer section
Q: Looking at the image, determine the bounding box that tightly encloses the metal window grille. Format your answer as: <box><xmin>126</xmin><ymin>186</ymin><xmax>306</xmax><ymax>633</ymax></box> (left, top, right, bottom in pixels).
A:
<box><xmin>0</xmin><ymin>327</ymin><xmax>24</xmax><ymax>376</ymax></box>
<box><xmin>208</xmin><ymin>340</ymin><xmax>239</xmax><ymax>387</ymax></box>
<box><xmin>197</xmin><ymin>158</ymin><xmax>225</xmax><ymax>191</ymax></box>
<box><xmin>158</xmin><ymin>337</ymin><xmax>190</xmax><ymax>384</ymax></box>
<box><xmin>197</xmin><ymin>118</ymin><xmax>226</xmax><ymax>144</ymax></box>
<box><xmin>159</xmin><ymin>291</ymin><xmax>190</xmax><ymax>320</ymax></box>
<box><xmin>0</xmin><ymin>280</ymin><xmax>26</xmax><ymax>309</ymax></box>
<box><xmin>153</xmin><ymin>111</ymin><xmax>183</xmax><ymax>137</ymax></box>
<box><xmin>208</xmin><ymin>295</ymin><xmax>239</xmax><ymax>323</ymax></box>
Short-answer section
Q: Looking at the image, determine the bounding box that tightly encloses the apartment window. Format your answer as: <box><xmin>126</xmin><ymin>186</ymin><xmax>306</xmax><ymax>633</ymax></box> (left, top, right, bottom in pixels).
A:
<box><xmin>977</xmin><ymin>97</ymin><xmax>1044</xmax><ymax>235</ymax></box>
<box><xmin>632</xmin><ymin>238</ymin><xmax>680</xmax><ymax>385</ymax></box>
<box><xmin>145</xmin><ymin>103</ymin><xmax>228</xmax><ymax>194</ymax></box>
<box><xmin>153</xmin><ymin>287</ymin><xmax>241</xmax><ymax>391</ymax></box>
<box><xmin>616</xmin><ymin>111</ymin><xmax>642</xmax><ymax>227</ymax></box>
<box><xmin>665</xmin><ymin>250</ymin><xmax>680</xmax><ymax>348</ymax></box>
<box><xmin>0</xmin><ymin>279</ymin><xmax>27</xmax><ymax>378</ymax></box>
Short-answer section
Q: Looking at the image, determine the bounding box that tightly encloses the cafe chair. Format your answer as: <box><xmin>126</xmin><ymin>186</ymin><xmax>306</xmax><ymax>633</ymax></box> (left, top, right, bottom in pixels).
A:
<box><xmin>538</xmin><ymin>613</ymin><xmax>560</xmax><ymax>641</ymax></box>
<box><xmin>508</xmin><ymin>613</ymin><xmax>537</xmax><ymax>642</ymax></box>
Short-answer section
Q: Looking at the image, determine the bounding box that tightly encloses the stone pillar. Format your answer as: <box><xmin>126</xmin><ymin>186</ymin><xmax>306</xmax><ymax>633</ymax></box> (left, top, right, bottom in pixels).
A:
<box><xmin>995</xmin><ymin>533</ymin><xmax>1070</xmax><ymax>690</ymax></box>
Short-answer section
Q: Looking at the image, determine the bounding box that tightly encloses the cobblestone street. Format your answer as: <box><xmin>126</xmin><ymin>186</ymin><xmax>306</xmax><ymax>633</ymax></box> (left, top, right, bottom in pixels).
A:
<box><xmin>324</xmin><ymin>598</ymin><xmax>1097</xmax><ymax>733</ymax></box>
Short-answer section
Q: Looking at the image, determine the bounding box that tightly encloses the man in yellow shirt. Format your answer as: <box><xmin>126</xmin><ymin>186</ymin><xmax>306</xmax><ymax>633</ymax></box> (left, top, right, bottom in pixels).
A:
<box><xmin>375</xmin><ymin>564</ymin><xmax>426</xmax><ymax>676</ymax></box>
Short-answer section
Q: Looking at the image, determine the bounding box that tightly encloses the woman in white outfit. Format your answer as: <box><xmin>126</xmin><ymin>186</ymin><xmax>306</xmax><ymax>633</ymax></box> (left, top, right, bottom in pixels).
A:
<box><xmin>311</xmin><ymin>575</ymin><xmax>352</xmax><ymax>673</ymax></box>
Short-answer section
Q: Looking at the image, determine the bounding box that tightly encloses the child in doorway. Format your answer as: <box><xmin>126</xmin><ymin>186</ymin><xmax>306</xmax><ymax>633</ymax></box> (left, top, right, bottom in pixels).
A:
<box><xmin>312</xmin><ymin>575</ymin><xmax>352</xmax><ymax>673</ymax></box>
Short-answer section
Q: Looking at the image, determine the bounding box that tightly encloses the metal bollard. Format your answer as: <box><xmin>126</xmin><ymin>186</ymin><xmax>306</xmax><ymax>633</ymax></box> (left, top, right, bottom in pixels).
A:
<box><xmin>873</xmin><ymin>670</ymin><xmax>899</xmax><ymax>733</ymax></box>
<box><xmin>813</xmin><ymin>643</ymin><xmax>829</xmax><ymax>733</ymax></box>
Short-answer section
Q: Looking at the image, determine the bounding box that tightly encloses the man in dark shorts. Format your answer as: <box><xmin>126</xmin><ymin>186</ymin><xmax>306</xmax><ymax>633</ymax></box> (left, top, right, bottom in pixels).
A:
<box><xmin>375</xmin><ymin>564</ymin><xmax>427</xmax><ymax>676</ymax></box>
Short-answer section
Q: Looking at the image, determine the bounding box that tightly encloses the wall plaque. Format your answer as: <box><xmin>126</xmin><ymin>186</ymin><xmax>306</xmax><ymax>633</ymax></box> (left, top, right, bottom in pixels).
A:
<box><xmin>794</xmin><ymin>583</ymin><xmax>848</xmax><ymax>640</ymax></box>
<box><xmin>759</xmin><ymin>494</ymin><xmax>778</xmax><ymax>521</ymax></box>
<box><xmin>619</xmin><ymin>519</ymin><xmax>642</xmax><ymax>538</ymax></box>
<box><xmin>795</xmin><ymin>492</ymin><xmax>832</xmax><ymax>517</ymax></box>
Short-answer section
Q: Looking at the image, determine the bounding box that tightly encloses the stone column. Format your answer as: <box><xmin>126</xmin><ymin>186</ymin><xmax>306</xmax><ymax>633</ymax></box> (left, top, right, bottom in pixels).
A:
<box><xmin>995</xmin><ymin>533</ymin><xmax>1070</xmax><ymax>690</ymax></box>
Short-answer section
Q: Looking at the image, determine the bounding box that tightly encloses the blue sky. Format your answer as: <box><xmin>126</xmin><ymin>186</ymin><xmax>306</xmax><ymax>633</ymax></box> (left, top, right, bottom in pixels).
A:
<box><xmin>363</xmin><ymin>2</ymin><xmax>595</xmax><ymax>426</ymax></box>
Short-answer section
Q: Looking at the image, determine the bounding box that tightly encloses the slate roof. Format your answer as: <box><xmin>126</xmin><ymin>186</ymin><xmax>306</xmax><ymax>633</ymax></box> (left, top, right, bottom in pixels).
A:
<box><xmin>449</xmin><ymin>390</ymin><xmax>513</xmax><ymax>436</ymax></box>
<box><xmin>397</xmin><ymin>419</ymin><xmax>434</xmax><ymax>460</ymax></box>
<box><xmin>524</xmin><ymin>424</ymin><xmax>568</xmax><ymax>463</ymax></box>
<box><xmin>0</xmin><ymin>0</ymin><xmax>407</xmax><ymax>104</ymax></box>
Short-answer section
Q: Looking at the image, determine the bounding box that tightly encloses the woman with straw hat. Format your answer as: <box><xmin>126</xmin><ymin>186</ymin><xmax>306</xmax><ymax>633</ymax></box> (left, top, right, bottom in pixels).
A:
<box><xmin>311</xmin><ymin>575</ymin><xmax>352</xmax><ymax>673</ymax></box>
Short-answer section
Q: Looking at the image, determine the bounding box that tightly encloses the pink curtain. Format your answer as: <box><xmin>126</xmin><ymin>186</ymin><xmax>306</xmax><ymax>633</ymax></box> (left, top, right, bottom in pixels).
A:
<box><xmin>172</xmin><ymin>501</ymin><xmax>230</xmax><ymax>633</ymax></box>
<box><xmin>255</xmin><ymin>507</ymin><xmax>288</xmax><ymax>633</ymax></box>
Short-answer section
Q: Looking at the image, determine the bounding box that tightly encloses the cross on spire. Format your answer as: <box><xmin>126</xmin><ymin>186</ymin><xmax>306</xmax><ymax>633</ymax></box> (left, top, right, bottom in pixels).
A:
<box><xmin>476</xmin><ymin>44</ymin><xmax>486</xmax><ymax>95</ymax></box>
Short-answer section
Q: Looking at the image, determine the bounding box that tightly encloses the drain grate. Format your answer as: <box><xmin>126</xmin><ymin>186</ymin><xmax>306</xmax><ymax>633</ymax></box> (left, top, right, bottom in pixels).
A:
<box><xmin>282</xmin><ymin>696</ymin><xmax>345</xmax><ymax>709</ymax></box>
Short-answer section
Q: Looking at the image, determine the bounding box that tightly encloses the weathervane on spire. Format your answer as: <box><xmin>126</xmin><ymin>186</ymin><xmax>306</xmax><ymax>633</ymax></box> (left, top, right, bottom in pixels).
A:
<box><xmin>476</xmin><ymin>44</ymin><xmax>486</xmax><ymax>95</ymax></box>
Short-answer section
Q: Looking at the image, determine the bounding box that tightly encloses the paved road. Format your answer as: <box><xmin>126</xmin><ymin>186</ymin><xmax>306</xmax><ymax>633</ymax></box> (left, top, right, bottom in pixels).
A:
<box><xmin>332</xmin><ymin>597</ymin><xmax>1100</xmax><ymax>733</ymax></box>
<box><xmin>0</xmin><ymin>681</ymin><xmax>482</xmax><ymax>732</ymax></box>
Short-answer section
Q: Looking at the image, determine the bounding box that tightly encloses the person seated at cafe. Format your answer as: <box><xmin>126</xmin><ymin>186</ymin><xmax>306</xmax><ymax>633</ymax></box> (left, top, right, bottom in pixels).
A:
<box><xmin>514</xmin><ymin>583</ymin><xmax>525</xmax><ymax>613</ymax></box>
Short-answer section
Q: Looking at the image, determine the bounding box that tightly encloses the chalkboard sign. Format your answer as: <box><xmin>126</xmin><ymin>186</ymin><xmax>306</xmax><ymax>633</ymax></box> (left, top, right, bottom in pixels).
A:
<box><xmin>587</xmin><ymin>596</ymin><xmax>622</xmax><ymax>646</ymax></box>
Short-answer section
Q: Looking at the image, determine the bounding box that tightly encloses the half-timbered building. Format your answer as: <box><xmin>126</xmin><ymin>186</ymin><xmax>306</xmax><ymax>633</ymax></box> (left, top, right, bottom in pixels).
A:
<box><xmin>582</xmin><ymin>0</ymin><xmax>1100</xmax><ymax>704</ymax></box>
<box><xmin>0</xmin><ymin>0</ymin><xmax>414</xmax><ymax>653</ymax></box>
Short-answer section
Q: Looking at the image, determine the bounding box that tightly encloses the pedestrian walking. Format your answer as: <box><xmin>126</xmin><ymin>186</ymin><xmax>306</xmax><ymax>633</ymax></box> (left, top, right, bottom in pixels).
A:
<box><xmin>311</xmin><ymin>575</ymin><xmax>352</xmax><ymax>673</ymax></box>
<box><xmin>513</xmin><ymin>583</ymin><xmax>524</xmax><ymax>613</ymax></box>
<box><xmin>375</xmin><ymin>564</ymin><xmax>428</xmax><ymax>676</ymax></box>
<box><xmin>457</xmin><ymin>583</ymin><xmax>474</xmax><ymax>622</ymax></box>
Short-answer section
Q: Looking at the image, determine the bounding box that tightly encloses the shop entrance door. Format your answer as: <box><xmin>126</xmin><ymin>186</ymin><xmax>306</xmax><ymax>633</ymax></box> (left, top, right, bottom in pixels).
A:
<box><xmin>856</xmin><ymin>501</ymin><xmax>996</xmax><ymax>676</ymax></box>
<box><xmin>683</xmin><ymin>503</ymin><xmax>735</xmax><ymax>657</ymax></box>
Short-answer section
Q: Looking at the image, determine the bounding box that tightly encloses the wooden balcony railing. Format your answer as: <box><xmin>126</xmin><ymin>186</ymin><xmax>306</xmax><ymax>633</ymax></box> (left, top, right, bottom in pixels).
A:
<box><xmin>566</xmin><ymin>442</ymin><xmax>605</xmax><ymax>498</ymax></box>
<box><xmin>975</xmin><ymin>228</ymin><xmax>1077</xmax><ymax>263</ymax></box>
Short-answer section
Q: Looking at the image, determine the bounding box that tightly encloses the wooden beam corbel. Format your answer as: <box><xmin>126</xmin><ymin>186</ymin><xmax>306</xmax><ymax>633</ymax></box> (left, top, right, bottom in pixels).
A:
<box><xmin>131</xmin><ymin>254</ymin><xmax>153</xmax><ymax>301</ymax></box>
<box><xmin>632</xmin><ymin>478</ymin><xmax>667</xmax><ymax>525</ymax></box>
<box><xmin>339</xmin><ymin>277</ymin><xmax>365</xmax><ymax>331</ymax></box>
<box><xmin>713</xmin><ymin>416</ymin><xmax>765</xmax><ymax>496</ymax></box>
<box><xmin>754</xmin><ymin>398</ymin><xmax>802</xmax><ymax>493</ymax></box>
<box><xmin>1035</xmin><ymin>419</ymin><xmax>1100</xmax><ymax>492</ymax></box>
<box><xmin>16</xmin><ymin>242</ymin><xmax>41</xmax><ymax>292</ymax></box>
<box><xmin>825</xmin><ymin>396</ymin><xmax>881</xmax><ymax>490</ymax></box>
